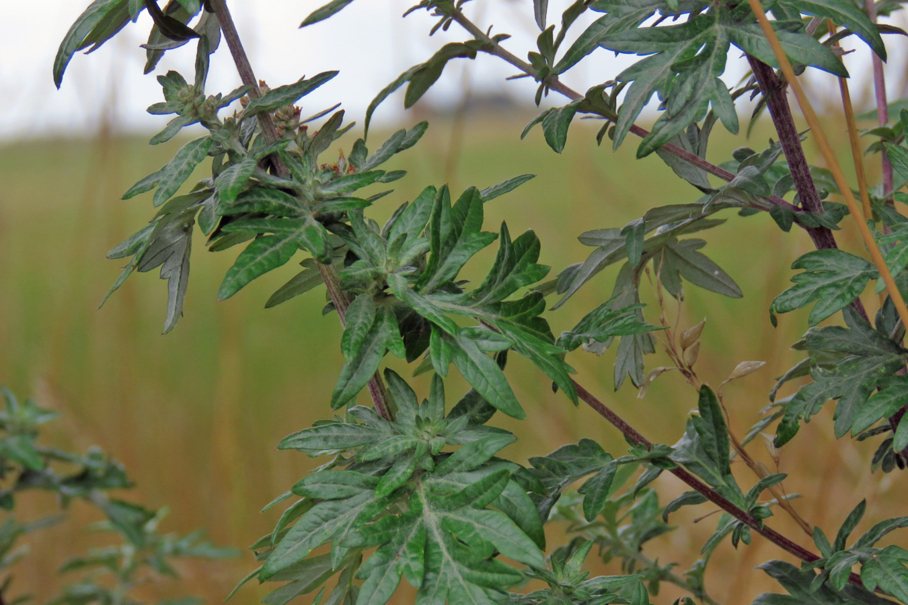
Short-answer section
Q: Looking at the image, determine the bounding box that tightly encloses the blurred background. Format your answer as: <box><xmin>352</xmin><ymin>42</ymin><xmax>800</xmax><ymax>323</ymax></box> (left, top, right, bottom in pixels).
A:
<box><xmin>3</xmin><ymin>1</ymin><xmax>908</xmax><ymax>604</ymax></box>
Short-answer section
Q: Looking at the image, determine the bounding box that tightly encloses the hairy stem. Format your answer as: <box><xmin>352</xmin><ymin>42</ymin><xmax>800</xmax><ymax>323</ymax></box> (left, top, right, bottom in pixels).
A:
<box><xmin>571</xmin><ymin>380</ymin><xmax>868</xmax><ymax>588</ymax></box>
<box><xmin>747</xmin><ymin>58</ymin><xmax>870</xmax><ymax>322</ymax></box>
<box><xmin>208</xmin><ymin>0</ymin><xmax>393</xmax><ymax>421</ymax></box>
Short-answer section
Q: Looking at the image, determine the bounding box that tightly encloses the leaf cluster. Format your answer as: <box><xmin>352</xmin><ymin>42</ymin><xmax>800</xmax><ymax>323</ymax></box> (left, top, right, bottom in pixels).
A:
<box><xmin>0</xmin><ymin>387</ymin><xmax>233</xmax><ymax>605</ymax></box>
<box><xmin>242</xmin><ymin>374</ymin><xmax>549</xmax><ymax>605</ymax></box>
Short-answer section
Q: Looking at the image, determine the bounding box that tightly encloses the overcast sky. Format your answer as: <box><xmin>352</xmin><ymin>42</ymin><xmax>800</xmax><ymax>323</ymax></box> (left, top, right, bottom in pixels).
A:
<box><xmin>2</xmin><ymin>0</ymin><xmax>906</xmax><ymax>141</ymax></box>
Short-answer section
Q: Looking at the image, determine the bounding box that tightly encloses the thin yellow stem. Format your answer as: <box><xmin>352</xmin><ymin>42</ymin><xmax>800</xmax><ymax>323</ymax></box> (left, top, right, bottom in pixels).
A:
<box><xmin>839</xmin><ymin>80</ymin><xmax>873</xmax><ymax>219</ymax></box>
<box><xmin>828</xmin><ymin>20</ymin><xmax>883</xmax><ymax>308</ymax></box>
<box><xmin>746</xmin><ymin>0</ymin><xmax>908</xmax><ymax>330</ymax></box>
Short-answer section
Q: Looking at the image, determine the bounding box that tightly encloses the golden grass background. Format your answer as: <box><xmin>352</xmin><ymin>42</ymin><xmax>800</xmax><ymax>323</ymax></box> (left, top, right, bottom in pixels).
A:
<box><xmin>1</xmin><ymin>111</ymin><xmax>906</xmax><ymax>605</ymax></box>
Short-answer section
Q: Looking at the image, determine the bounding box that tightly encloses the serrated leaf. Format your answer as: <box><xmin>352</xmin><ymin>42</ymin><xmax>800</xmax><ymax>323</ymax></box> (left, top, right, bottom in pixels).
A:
<box><xmin>772</xmin><ymin>249</ymin><xmax>877</xmax><ymax>325</ymax></box>
<box><xmin>578</xmin><ymin>461</ymin><xmax>617</xmax><ymax>521</ymax></box>
<box><xmin>331</xmin><ymin>307</ymin><xmax>398</xmax><ymax>409</ymax></box>
<box><xmin>153</xmin><ymin>136</ymin><xmax>212</xmax><ymax>207</ymax></box>
<box><xmin>776</xmin><ymin>0</ymin><xmax>886</xmax><ymax>59</ymax></box>
<box><xmin>777</xmin><ymin>315</ymin><xmax>908</xmax><ymax>445</ymax></box>
<box><xmin>218</xmin><ymin>233</ymin><xmax>299</xmax><ymax>300</ymax></box>
<box><xmin>450</xmin><ymin>333</ymin><xmax>524</xmax><ymax>420</ymax></box>
<box><xmin>243</xmin><ymin>72</ymin><xmax>338</xmax><ymax>117</ymax></box>
<box><xmin>293</xmin><ymin>471</ymin><xmax>379</xmax><ymax>500</ymax></box>
<box><xmin>216</xmin><ymin>157</ymin><xmax>258</xmax><ymax>203</ymax></box>
<box><xmin>262</xmin><ymin>492</ymin><xmax>378</xmax><ymax>579</ymax></box>
<box><xmin>278</xmin><ymin>423</ymin><xmax>383</xmax><ymax>451</ymax></box>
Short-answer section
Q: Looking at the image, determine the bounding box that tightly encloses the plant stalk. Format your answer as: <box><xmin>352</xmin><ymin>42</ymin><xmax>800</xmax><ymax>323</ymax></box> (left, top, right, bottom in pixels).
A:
<box><xmin>447</xmin><ymin>4</ymin><xmax>874</xmax><ymax>588</ymax></box>
<box><xmin>745</xmin><ymin>0</ymin><xmax>908</xmax><ymax>355</ymax></box>
<box><xmin>747</xmin><ymin>58</ymin><xmax>870</xmax><ymax>322</ymax></box>
<box><xmin>866</xmin><ymin>0</ymin><xmax>894</xmax><ymax>202</ymax></box>
<box><xmin>208</xmin><ymin>0</ymin><xmax>393</xmax><ymax>421</ymax></box>
<box><xmin>571</xmin><ymin>380</ymin><xmax>868</xmax><ymax>588</ymax></box>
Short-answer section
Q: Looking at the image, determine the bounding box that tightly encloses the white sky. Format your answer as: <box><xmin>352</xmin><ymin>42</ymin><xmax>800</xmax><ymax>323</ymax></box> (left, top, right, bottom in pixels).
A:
<box><xmin>2</xmin><ymin>0</ymin><xmax>906</xmax><ymax>141</ymax></box>
<box><xmin>0</xmin><ymin>0</ymin><xmax>593</xmax><ymax>140</ymax></box>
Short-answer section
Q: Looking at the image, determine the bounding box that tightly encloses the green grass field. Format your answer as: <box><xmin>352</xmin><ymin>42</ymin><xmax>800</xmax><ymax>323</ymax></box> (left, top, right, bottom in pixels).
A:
<box><xmin>1</xmin><ymin>114</ymin><xmax>904</xmax><ymax>605</ymax></box>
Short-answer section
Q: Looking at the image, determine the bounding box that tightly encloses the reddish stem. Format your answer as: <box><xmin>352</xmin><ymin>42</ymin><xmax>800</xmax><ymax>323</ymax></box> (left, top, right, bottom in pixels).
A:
<box><xmin>208</xmin><ymin>0</ymin><xmax>393</xmax><ymax>421</ymax></box>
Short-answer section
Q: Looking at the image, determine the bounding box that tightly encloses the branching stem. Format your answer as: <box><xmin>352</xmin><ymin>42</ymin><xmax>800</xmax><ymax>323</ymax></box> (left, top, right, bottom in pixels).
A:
<box><xmin>446</xmin><ymin>9</ymin><xmax>801</xmax><ymax>213</ymax></box>
<box><xmin>208</xmin><ymin>0</ymin><xmax>393</xmax><ymax>421</ymax></box>
<box><xmin>571</xmin><ymin>380</ymin><xmax>868</xmax><ymax>588</ymax></box>
<box><xmin>441</xmin><ymin>3</ymin><xmax>876</xmax><ymax>588</ymax></box>
<box><xmin>747</xmin><ymin>58</ymin><xmax>870</xmax><ymax>323</ymax></box>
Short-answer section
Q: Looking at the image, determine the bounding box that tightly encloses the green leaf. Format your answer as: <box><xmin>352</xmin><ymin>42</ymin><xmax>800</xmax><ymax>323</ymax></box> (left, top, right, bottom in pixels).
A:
<box><xmin>331</xmin><ymin>307</ymin><xmax>399</xmax><ymax>409</ymax></box>
<box><xmin>153</xmin><ymin>136</ymin><xmax>213</xmax><ymax>207</ymax></box>
<box><xmin>1</xmin><ymin>435</ymin><xmax>43</xmax><ymax>471</ymax></box>
<box><xmin>534</xmin><ymin>0</ymin><xmax>548</xmax><ymax>30</ymax></box>
<box><xmin>135</xmin><ymin>207</ymin><xmax>197</xmax><ymax>334</ymax></box>
<box><xmin>265</xmin><ymin>261</ymin><xmax>324</xmax><ymax>308</ymax></box>
<box><xmin>262</xmin><ymin>492</ymin><xmax>380</xmax><ymax>579</ymax></box>
<box><xmin>218</xmin><ymin>233</ymin><xmax>300</xmax><ymax>300</ymax></box>
<box><xmin>435</xmin><ymin>434</ymin><xmax>517</xmax><ymax>475</ymax></box>
<box><xmin>54</xmin><ymin>0</ymin><xmax>126</xmax><ymax>88</ymax></box>
<box><xmin>885</xmin><ymin>143</ymin><xmax>908</xmax><ymax>182</ymax></box>
<box><xmin>479</xmin><ymin>175</ymin><xmax>535</xmax><ymax>203</ymax></box>
<box><xmin>663</xmin><ymin>239</ymin><xmax>743</xmax><ymax>298</ymax></box>
<box><xmin>243</xmin><ymin>72</ymin><xmax>338</xmax><ymax>117</ymax></box>
<box><xmin>341</xmin><ymin>295</ymin><xmax>377</xmax><ymax>361</ymax></box>
<box><xmin>123</xmin><ymin>168</ymin><xmax>164</xmax><ymax>199</ymax></box>
<box><xmin>855</xmin><ymin>517</ymin><xmax>908</xmax><ymax>549</ymax></box>
<box><xmin>834</xmin><ymin>499</ymin><xmax>865</xmax><ymax>551</ymax></box>
<box><xmin>729</xmin><ymin>23</ymin><xmax>848</xmax><ymax>78</ymax></box>
<box><xmin>772</xmin><ymin>250</ymin><xmax>877</xmax><ymax>325</ymax></box>
<box><xmin>866</xmin><ymin>555</ymin><xmax>908</xmax><ymax>604</ymax></box>
<box><xmin>278</xmin><ymin>423</ymin><xmax>384</xmax><ymax>451</ymax></box>
<box><xmin>222</xmin><ymin>187</ymin><xmax>307</xmax><ymax>217</ymax></box>
<box><xmin>293</xmin><ymin>471</ymin><xmax>380</xmax><ymax>500</ymax></box>
<box><xmin>365</xmin><ymin>43</ymin><xmax>480</xmax><ymax>136</ymax></box>
<box><xmin>450</xmin><ymin>333</ymin><xmax>525</xmax><ymax>420</ymax></box>
<box><xmin>662</xmin><ymin>490</ymin><xmax>708</xmax><ymax>522</ymax></box>
<box><xmin>776</xmin><ymin>316</ymin><xmax>908</xmax><ymax>445</ymax></box>
<box><xmin>97</xmin><ymin>499</ymin><xmax>156</xmax><ymax>547</ymax></box>
<box><xmin>578</xmin><ymin>461</ymin><xmax>618</xmax><ymax>521</ymax></box>
<box><xmin>419</xmin><ymin>187</ymin><xmax>497</xmax><ymax>292</ymax></box>
<box><xmin>693</xmin><ymin>385</ymin><xmax>731</xmax><ymax>478</ymax></box>
<box><xmin>554</xmin><ymin>0</ymin><xmax>660</xmax><ymax>75</ymax></box>
<box><xmin>540</xmin><ymin>100</ymin><xmax>583</xmax><ymax>153</ymax></box>
<box><xmin>216</xmin><ymin>157</ymin><xmax>258</xmax><ymax>203</ymax></box>
<box><xmin>300</xmin><ymin>0</ymin><xmax>355</xmax><ymax>27</ymax></box>
<box><xmin>852</xmin><ymin>376</ymin><xmax>908</xmax><ymax>434</ymax></box>
<box><xmin>776</xmin><ymin>0</ymin><xmax>886</xmax><ymax>60</ymax></box>
<box><xmin>375</xmin><ymin>455</ymin><xmax>417</xmax><ymax>498</ymax></box>
<box><xmin>557</xmin><ymin>299</ymin><xmax>659</xmax><ymax>351</ymax></box>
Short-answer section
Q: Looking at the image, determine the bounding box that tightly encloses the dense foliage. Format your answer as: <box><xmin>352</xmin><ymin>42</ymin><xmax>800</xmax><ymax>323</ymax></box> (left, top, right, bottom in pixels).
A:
<box><xmin>43</xmin><ymin>0</ymin><xmax>908</xmax><ymax>604</ymax></box>
<box><xmin>0</xmin><ymin>387</ymin><xmax>233</xmax><ymax>605</ymax></box>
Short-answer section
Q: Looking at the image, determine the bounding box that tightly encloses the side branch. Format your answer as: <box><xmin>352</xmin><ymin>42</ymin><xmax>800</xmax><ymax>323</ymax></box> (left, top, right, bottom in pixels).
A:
<box><xmin>446</xmin><ymin>9</ymin><xmax>798</xmax><ymax>214</ymax></box>
<box><xmin>571</xmin><ymin>380</ymin><xmax>868</xmax><ymax>588</ymax></box>
<box><xmin>208</xmin><ymin>0</ymin><xmax>393</xmax><ymax>421</ymax></box>
<box><xmin>747</xmin><ymin>58</ymin><xmax>869</xmax><ymax>322</ymax></box>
